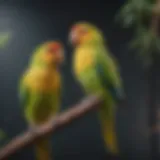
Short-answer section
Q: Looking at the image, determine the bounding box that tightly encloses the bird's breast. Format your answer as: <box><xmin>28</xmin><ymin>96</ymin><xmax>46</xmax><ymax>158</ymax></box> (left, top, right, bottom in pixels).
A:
<box><xmin>73</xmin><ymin>47</ymin><xmax>95</xmax><ymax>75</ymax></box>
<box><xmin>25</xmin><ymin>68</ymin><xmax>60</xmax><ymax>93</ymax></box>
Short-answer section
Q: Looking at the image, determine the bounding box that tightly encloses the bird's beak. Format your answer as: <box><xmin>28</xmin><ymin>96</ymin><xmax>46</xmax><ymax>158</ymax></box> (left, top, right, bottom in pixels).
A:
<box><xmin>69</xmin><ymin>32</ymin><xmax>79</xmax><ymax>46</ymax></box>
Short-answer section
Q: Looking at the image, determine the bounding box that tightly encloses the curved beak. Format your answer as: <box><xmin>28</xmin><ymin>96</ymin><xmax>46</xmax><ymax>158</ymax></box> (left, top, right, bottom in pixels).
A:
<box><xmin>69</xmin><ymin>31</ymin><xmax>79</xmax><ymax>46</ymax></box>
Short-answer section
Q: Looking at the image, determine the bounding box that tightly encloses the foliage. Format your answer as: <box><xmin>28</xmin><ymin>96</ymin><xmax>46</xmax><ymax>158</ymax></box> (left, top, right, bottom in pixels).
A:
<box><xmin>0</xmin><ymin>129</ymin><xmax>7</xmax><ymax>146</ymax></box>
<box><xmin>116</xmin><ymin>0</ymin><xmax>153</xmax><ymax>28</ymax></box>
<box><xmin>116</xmin><ymin>0</ymin><xmax>160</xmax><ymax>66</ymax></box>
<box><xmin>130</xmin><ymin>27</ymin><xmax>160</xmax><ymax>65</ymax></box>
<box><xmin>0</xmin><ymin>129</ymin><xmax>6</xmax><ymax>139</ymax></box>
<box><xmin>0</xmin><ymin>31</ymin><xmax>12</xmax><ymax>49</ymax></box>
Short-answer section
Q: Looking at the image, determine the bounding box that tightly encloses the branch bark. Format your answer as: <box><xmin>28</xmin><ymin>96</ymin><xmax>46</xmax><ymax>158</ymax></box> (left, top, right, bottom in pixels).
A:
<box><xmin>0</xmin><ymin>95</ymin><xmax>103</xmax><ymax>160</ymax></box>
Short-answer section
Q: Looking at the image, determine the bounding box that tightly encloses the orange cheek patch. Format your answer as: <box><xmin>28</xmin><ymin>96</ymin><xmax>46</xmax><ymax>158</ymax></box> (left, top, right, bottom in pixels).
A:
<box><xmin>47</xmin><ymin>42</ymin><xmax>62</xmax><ymax>54</ymax></box>
<box><xmin>52</xmin><ymin>43</ymin><xmax>62</xmax><ymax>51</ymax></box>
<box><xmin>43</xmin><ymin>55</ymin><xmax>52</xmax><ymax>62</ymax></box>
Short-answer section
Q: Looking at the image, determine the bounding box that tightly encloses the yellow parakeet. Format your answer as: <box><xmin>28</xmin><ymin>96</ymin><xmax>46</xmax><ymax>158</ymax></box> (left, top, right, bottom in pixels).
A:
<box><xmin>69</xmin><ymin>22</ymin><xmax>126</xmax><ymax>156</ymax></box>
<box><xmin>19</xmin><ymin>41</ymin><xmax>64</xmax><ymax>160</ymax></box>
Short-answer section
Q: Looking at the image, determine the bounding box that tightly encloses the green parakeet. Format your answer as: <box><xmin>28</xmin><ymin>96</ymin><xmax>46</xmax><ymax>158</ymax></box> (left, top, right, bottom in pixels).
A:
<box><xmin>69</xmin><ymin>22</ymin><xmax>126</xmax><ymax>155</ymax></box>
<box><xmin>19</xmin><ymin>41</ymin><xmax>64</xmax><ymax>160</ymax></box>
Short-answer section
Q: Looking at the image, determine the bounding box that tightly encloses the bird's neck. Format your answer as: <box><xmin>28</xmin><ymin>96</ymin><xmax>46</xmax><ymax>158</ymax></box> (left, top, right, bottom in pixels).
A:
<box><xmin>30</xmin><ymin>62</ymin><xmax>59</xmax><ymax>72</ymax></box>
<box><xmin>80</xmin><ymin>39</ymin><xmax>104</xmax><ymax>47</ymax></box>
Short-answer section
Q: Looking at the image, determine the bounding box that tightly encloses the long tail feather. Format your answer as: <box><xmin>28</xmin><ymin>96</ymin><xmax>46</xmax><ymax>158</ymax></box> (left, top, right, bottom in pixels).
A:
<box><xmin>99</xmin><ymin>102</ymin><xmax>119</xmax><ymax>155</ymax></box>
<box><xmin>34</xmin><ymin>136</ymin><xmax>52</xmax><ymax>160</ymax></box>
<box><xmin>102</xmin><ymin>117</ymin><xmax>119</xmax><ymax>155</ymax></box>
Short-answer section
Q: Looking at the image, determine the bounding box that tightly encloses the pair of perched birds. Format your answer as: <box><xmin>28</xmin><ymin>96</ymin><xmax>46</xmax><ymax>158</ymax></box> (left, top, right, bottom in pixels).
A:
<box><xmin>19</xmin><ymin>22</ymin><xmax>126</xmax><ymax>160</ymax></box>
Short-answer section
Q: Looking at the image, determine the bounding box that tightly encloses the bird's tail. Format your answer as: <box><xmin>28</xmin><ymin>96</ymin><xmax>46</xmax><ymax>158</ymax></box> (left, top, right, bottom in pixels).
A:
<box><xmin>99</xmin><ymin>104</ymin><xmax>119</xmax><ymax>155</ymax></box>
<box><xmin>34</xmin><ymin>136</ymin><xmax>52</xmax><ymax>160</ymax></box>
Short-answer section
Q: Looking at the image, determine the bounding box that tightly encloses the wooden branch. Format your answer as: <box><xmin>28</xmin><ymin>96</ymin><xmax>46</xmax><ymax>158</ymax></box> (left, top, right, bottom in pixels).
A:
<box><xmin>0</xmin><ymin>95</ymin><xmax>103</xmax><ymax>160</ymax></box>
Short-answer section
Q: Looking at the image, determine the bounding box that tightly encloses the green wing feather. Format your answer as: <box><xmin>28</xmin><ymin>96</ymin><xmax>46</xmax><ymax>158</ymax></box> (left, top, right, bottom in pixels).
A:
<box><xmin>19</xmin><ymin>76</ymin><xmax>30</xmax><ymax>111</ymax></box>
<box><xmin>94</xmin><ymin>46</ymin><xmax>125</xmax><ymax>102</ymax></box>
<box><xmin>18</xmin><ymin>71</ymin><xmax>61</xmax><ymax>123</ymax></box>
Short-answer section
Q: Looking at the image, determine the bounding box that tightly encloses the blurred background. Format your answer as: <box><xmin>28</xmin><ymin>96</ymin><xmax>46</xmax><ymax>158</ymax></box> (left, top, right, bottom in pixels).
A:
<box><xmin>0</xmin><ymin>0</ymin><xmax>155</xmax><ymax>159</ymax></box>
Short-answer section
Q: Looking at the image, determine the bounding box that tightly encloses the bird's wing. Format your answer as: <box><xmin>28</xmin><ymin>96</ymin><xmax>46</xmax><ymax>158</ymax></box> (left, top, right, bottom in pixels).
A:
<box><xmin>94</xmin><ymin>47</ymin><xmax>125</xmax><ymax>101</ymax></box>
<box><xmin>18</xmin><ymin>73</ymin><xmax>30</xmax><ymax>111</ymax></box>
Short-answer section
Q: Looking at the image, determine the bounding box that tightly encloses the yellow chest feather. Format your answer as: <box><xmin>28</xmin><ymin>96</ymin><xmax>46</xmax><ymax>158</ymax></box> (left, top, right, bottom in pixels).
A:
<box><xmin>24</xmin><ymin>68</ymin><xmax>60</xmax><ymax>93</ymax></box>
<box><xmin>73</xmin><ymin>47</ymin><xmax>95</xmax><ymax>75</ymax></box>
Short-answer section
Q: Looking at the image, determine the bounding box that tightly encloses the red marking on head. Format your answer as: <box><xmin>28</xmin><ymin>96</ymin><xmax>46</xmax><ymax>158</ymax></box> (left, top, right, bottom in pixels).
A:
<box><xmin>71</xmin><ymin>25</ymin><xmax>82</xmax><ymax>33</ymax></box>
<box><xmin>71</xmin><ymin>25</ymin><xmax>88</xmax><ymax>36</ymax></box>
<box><xmin>47</xmin><ymin>42</ymin><xmax>62</xmax><ymax>54</ymax></box>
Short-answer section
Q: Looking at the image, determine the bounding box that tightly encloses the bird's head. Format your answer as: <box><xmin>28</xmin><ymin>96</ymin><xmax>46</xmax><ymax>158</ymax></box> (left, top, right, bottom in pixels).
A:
<box><xmin>69</xmin><ymin>22</ymin><xmax>103</xmax><ymax>47</ymax></box>
<box><xmin>31</xmin><ymin>41</ymin><xmax>64</xmax><ymax>67</ymax></box>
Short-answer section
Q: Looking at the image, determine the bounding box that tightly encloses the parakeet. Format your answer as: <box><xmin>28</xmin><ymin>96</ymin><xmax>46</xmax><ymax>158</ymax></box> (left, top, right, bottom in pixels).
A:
<box><xmin>69</xmin><ymin>22</ymin><xmax>126</xmax><ymax>155</ymax></box>
<box><xmin>19</xmin><ymin>41</ymin><xmax>64</xmax><ymax>160</ymax></box>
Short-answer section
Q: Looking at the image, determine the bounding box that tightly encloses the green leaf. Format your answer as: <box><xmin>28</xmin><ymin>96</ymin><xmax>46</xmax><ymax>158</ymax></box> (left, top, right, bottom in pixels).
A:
<box><xmin>0</xmin><ymin>129</ymin><xmax>7</xmax><ymax>140</ymax></box>
<box><xmin>0</xmin><ymin>129</ymin><xmax>8</xmax><ymax>147</ymax></box>
<box><xmin>116</xmin><ymin>0</ymin><xmax>153</xmax><ymax>28</ymax></box>
<box><xmin>0</xmin><ymin>31</ymin><xmax>12</xmax><ymax>48</ymax></box>
<box><xmin>115</xmin><ymin>2</ymin><xmax>136</xmax><ymax>28</ymax></box>
<box><xmin>129</xmin><ymin>27</ymin><xmax>160</xmax><ymax>66</ymax></box>
<box><xmin>116</xmin><ymin>0</ymin><xmax>160</xmax><ymax>67</ymax></box>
